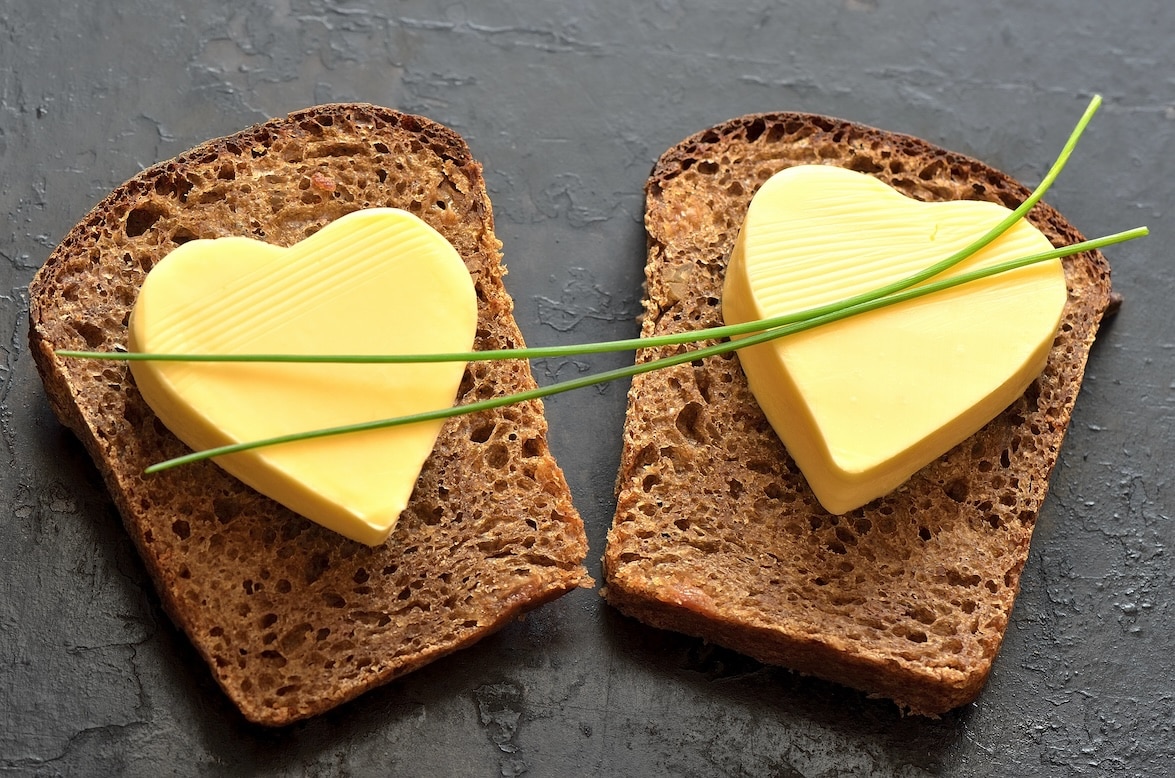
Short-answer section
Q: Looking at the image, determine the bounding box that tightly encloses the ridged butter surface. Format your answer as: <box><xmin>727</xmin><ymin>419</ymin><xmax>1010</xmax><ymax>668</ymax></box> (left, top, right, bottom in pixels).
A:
<box><xmin>723</xmin><ymin>166</ymin><xmax>1066</xmax><ymax>514</ymax></box>
<box><xmin>128</xmin><ymin>208</ymin><xmax>477</xmax><ymax>545</ymax></box>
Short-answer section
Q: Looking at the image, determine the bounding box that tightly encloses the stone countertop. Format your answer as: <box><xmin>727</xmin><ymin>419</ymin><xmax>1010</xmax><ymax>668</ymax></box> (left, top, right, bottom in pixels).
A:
<box><xmin>2</xmin><ymin>2</ymin><xmax>1172</xmax><ymax>776</ymax></box>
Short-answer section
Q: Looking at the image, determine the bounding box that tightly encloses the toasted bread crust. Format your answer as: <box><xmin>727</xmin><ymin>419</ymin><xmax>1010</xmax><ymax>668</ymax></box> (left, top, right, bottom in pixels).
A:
<box><xmin>603</xmin><ymin>112</ymin><xmax>1112</xmax><ymax>715</ymax></box>
<box><xmin>29</xmin><ymin>104</ymin><xmax>591</xmax><ymax>725</ymax></box>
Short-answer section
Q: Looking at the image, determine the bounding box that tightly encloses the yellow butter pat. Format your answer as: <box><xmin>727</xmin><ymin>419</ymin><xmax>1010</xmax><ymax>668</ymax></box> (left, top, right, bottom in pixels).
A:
<box><xmin>723</xmin><ymin>165</ymin><xmax>1067</xmax><ymax>514</ymax></box>
<box><xmin>129</xmin><ymin>208</ymin><xmax>477</xmax><ymax>546</ymax></box>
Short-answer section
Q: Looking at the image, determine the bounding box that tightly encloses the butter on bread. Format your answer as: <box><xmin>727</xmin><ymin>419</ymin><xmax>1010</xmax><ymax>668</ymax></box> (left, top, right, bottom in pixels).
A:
<box><xmin>29</xmin><ymin>104</ymin><xmax>591</xmax><ymax>725</ymax></box>
<box><xmin>602</xmin><ymin>112</ymin><xmax>1113</xmax><ymax>715</ymax></box>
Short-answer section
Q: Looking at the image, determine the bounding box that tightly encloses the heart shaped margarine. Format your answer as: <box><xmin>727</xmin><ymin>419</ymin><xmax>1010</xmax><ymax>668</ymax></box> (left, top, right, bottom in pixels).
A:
<box><xmin>723</xmin><ymin>165</ymin><xmax>1067</xmax><ymax>514</ymax></box>
<box><xmin>128</xmin><ymin>208</ymin><xmax>477</xmax><ymax>546</ymax></box>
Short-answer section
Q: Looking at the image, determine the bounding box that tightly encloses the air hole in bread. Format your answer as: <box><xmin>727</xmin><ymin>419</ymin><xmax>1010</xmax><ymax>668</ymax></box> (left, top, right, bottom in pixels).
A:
<box><xmin>741</xmin><ymin>117</ymin><xmax>767</xmax><ymax>143</ymax></box>
<box><xmin>675</xmin><ymin>402</ymin><xmax>705</xmax><ymax>444</ymax></box>
<box><xmin>171</xmin><ymin>519</ymin><xmax>191</xmax><ymax>540</ymax></box>
<box><xmin>456</xmin><ymin>367</ymin><xmax>477</xmax><ymax>399</ymax></box>
<box><xmin>71</xmin><ymin>320</ymin><xmax>106</xmax><ymax>349</ymax></box>
<box><xmin>417</xmin><ymin>504</ymin><xmax>442</xmax><ymax>526</ymax></box>
<box><xmin>125</xmin><ymin>204</ymin><xmax>166</xmax><ymax>238</ymax></box>
<box><xmin>908</xmin><ymin>606</ymin><xmax>937</xmax><ymax>625</ymax></box>
<box><xmin>304</xmin><ymin>552</ymin><xmax>330</xmax><ymax>585</ymax></box>
<box><xmin>485</xmin><ymin>443</ymin><xmax>509</xmax><ymax>469</ymax></box>
<box><xmin>195</xmin><ymin>187</ymin><xmax>229</xmax><ymax>205</ymax></box>
<box><xmin>469</xmin><ymin>422</ymin><xmax>495</xmax><ymax>444</ymax></box>
<box><xmin>905</xmin><ymin>630</ymin><xmax>928</xmax><ymax>644</ymax></box>
<box><xmin>948</xmin><ymin>570</ymin><xmax>982</xmax><ymax>588</ymax></box>
<box><xmin>849</xmin><ymin>156</ymin><xmax>884</xmax><ymax>175</ymax></box>
<box><xmin>323</xmin><ymin>593</ymin><xmax>346</xmax><ymax>608</ymax></box>
<box><xmin>211</xmin><ymin>497</ymin><xmax>240</xmax><ymax>525</ymax></box>
<box><xmin>120</xmin><ymin>399</ymin><xmax>144</xmax><ymax>430</ymax></box>
<box><xmin>918</xmin><ymin>526</ymin><xmax>932</xmax><ymax>542</ymax></box>
<box><xmin>354</xmin><ymin>610</ymin><xmax>391</xmax><ymax>626</ymax></box>
<box><xmin>260</xmin><ymin>650</ymin><xmax>287</xmax><ymax>667</ymax></box>
<box><xmin>153</xmin><ymin>172</ymin><xmax>194</xmax><ymax>201</ymax></box>
<box><xmin>316</xmin><ymin>141</ymin><xmax>364</xmax><ymax>160</ymax></box>
<box><xmin>750</xmin><ymin>121</ymin><xmax>781</xmax><ymax>145</ymax></box>
<box><xmin>918</xmin><ymin>159</ymin><xmax>945</xmax><ymax>181</ymax></box>
<box><xmin>171</xmin><ymin>227</ymin><xmax>199</xmax><ymax>245</ymax></box>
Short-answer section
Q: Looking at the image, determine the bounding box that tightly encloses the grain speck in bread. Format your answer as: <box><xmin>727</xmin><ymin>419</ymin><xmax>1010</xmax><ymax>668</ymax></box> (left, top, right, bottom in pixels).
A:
<box><xmin>602</xmin><ymin>112</ymin><xmax>1113</xmax><ymax>715</ymax></box>
<box><xmin>29</xmin><ymin>104</ymin><xmax>591</xmax><ymax>726</ymax></box>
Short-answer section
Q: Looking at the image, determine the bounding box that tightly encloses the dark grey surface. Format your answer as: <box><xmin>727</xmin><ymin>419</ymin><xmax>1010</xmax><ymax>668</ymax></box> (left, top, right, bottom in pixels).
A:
<box><xmin>2</xmin><ymin>1</ymin><xmax>1172</xmax><ymax>775</ymax></box>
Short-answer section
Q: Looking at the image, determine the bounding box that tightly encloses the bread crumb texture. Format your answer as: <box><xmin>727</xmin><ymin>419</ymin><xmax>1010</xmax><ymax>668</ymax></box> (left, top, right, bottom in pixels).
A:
<box><xmin>603</xmin><ymin>112</ymin><xmax>1112</xmax><ymax>716</ymax></box>
<box><xmin>29</xmin><ymin>104</ymin><xmax>590</xmax><ymax>726</ymax></box>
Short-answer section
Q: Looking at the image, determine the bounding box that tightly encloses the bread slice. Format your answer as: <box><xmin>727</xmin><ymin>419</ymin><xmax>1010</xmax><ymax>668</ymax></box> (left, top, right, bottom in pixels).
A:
<box><xmin>28</xmin><ymin>104</ymin><xmax>591</xmax><ymax>726</ymax></box>
<box><xmin>602</xmin><ymin>112</ymin><xmax>1113</xmax><ymax>715</ymax></box>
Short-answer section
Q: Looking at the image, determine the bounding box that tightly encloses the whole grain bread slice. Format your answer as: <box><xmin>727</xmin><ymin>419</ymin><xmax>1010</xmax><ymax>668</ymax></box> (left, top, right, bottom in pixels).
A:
<box><xmin>28</xmin><ymin>104</ymin><xmax>591</xmax><ymax>726</ymax></box>
<box><xmin>602</xmin><ymin>112</ymin><xmax>1113</xmax><ymax>716</ymax></box>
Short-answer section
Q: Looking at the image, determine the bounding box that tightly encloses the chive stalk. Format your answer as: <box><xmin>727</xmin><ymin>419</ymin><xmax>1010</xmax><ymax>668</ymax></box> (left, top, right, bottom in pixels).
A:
<box><xmin>51</xmin><ymin>94</ymin><xmax>1146</xmax><ymax>474</ymax></box>
<box><xmin>143</xmin><ymin>227</ymin><xmax>1146</xmax><ymax>473</ymax></box>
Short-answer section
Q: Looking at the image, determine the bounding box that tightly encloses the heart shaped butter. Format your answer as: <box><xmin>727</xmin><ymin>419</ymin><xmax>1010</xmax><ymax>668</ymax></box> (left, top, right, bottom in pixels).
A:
<box><xmin>723</xmin><ymin>165</ymin><xmax>1067</xmax><ymax>514</ymax></box>
<box><xmin>128</xmin><ymin>208</ymin><xmax>477</xmax><ymax>545</ymax></box>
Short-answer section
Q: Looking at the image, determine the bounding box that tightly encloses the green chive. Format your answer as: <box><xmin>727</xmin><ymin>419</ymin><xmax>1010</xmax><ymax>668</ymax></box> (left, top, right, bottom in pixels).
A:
<box><xmin>142</xmin><ymin>227</ymin><xmax>1146</xmax><ymax>474</ymax></box>
<box><xmin>51</xmin><ymin>95</ymin><xmax>1146</xmax><ymax>474</ymax></box>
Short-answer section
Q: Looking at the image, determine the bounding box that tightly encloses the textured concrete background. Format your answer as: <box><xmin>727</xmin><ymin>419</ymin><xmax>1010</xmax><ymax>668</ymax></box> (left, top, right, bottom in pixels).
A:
<box><xmin>1</xmin><ymin>1</ymin><xmax>1172</xmax><ymax>775</ymax></box>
